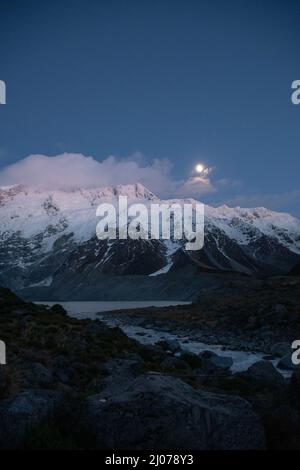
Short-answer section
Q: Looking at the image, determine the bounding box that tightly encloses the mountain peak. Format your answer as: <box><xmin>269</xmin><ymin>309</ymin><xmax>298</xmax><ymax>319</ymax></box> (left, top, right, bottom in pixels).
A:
<box><xmin>133</xmin><ymin>182</ymin><xmax>157</xmax><ymax>200</ymax></box>
<box><xmin>98</xmin><ymin>183</ymin><xmax>157</xmax><ymax>200</ymax></box>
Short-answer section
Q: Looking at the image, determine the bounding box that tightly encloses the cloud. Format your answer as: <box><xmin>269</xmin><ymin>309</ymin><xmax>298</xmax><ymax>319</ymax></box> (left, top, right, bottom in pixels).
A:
<box><xmin>0</xmin><ymin>152</ymin><xmax>216</xmax><ymax>199</ymax></box>
<box><xmin>176</xmin><ymin>176</ymin><xmax>216</xmax><ymax>197</ymax></box>
<box><xmin>0</xmin><ymin>153</ymin><xmax>298</xmax><ymax>215</ymax></box>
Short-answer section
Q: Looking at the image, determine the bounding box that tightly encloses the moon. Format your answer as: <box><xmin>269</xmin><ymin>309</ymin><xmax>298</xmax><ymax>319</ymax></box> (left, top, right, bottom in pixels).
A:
<box><xmin>195</xmin><ymin>163</ymin><xmax>204</xmax><ymax>173</ymax></box>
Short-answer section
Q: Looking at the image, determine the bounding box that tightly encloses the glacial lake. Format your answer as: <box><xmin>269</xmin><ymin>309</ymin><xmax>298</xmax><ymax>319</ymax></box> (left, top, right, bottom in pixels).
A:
<box><xmin>35</xmin><ymin>301</ymin><xmax>191</xmax><ymax>320</ymax></box>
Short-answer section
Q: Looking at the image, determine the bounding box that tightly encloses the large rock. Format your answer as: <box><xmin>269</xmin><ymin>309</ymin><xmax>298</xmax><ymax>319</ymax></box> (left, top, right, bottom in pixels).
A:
<box><xmin>0</xmin><ymin>390</ymin><xmax>62</xmax><ymax>448</ymax></box>
<box><xmin>271</xmin><ymin>342</ymin><xmax>291</xmax><ymax>358</ymax></box>
<box><xmin>156</xmin><ymin>339</ymin><xmax>181</xmax><ymax>353</ymax></box>
<box><xmin>278</xmin><ymin>353</ymin><xmax>300</xmax><ymax>371</ymax></box>
<box><xmin>198</xmin><ymin>350</ymin><xmax>233</xmax><ymax>371</ymax></box>
<box><xmin>101</xmin><ymin>358</ymin><xmax>143</xmax><ymax>390</ymax></box>
<box><xmin>180</xmin><ymin>351</ymin><xmax>203</xmax><ymax>369</ymax></box>
<box><xmin>245</xmin><ymin>360</ymin><xmax>284</xmax><ymax>386</ymax></box>
<box><xmin>84</xmin><ymin>373</ymin><xmax>265</xmax><ymax>450</ymax></box>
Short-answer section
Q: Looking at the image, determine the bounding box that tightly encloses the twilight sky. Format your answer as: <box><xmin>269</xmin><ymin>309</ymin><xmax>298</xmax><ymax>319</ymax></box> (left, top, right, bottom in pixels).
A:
<box><xmin>0</xmin><ymin>0</ymin><xmax>299</xmax><ymax>214</ymax></box>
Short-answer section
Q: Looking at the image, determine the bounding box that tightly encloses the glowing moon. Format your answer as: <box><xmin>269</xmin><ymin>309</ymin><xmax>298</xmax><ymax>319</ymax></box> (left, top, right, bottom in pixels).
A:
<box><xmin>195</xmin><ymin>163</ymin><xmax>204</xmax><ymax>173</ymax></box>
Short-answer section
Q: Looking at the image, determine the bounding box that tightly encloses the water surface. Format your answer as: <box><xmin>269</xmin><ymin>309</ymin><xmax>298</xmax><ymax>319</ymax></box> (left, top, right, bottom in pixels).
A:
<box><xmin>36</xmin><ymin>300</ymin><xmax>191</xmax><ymax>320</ymax></box>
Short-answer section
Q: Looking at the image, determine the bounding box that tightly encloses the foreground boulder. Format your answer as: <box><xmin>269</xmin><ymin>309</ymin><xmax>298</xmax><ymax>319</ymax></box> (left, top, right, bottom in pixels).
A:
<box><xmin>244</xmin><ymin>360</ymin><xmax>284</xmax><ymax>386</ymax></box>
<box><xmin>198</xmin><ymin>350</ymin><xmax>233</xmax><ymax>371</ymax></box>
<box><xmin>278</xmin><ymin>353</ymin><xmax>300</xmax><ymax>371</ymax></box>
<box><xmin>271</xmin><ymin>342</ymin><xmax>291</xmax><ymax>358</ymax></box>
<box><xmin>156</xmin><ymin>338</ymin><xmax>181</xmax><ymax>353</ymax></box>
<box><xmin>84</xmin><ymin>373</ymin><xmax>265</xmax><ymax>450</ymax></box>
<box><xmin>0</xmin><ymin>390</ymin><xmax>62</xmax><ymax>448</ymax></box>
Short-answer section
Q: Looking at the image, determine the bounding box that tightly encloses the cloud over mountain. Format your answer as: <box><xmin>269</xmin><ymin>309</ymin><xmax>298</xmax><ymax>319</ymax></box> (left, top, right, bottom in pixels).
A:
<box><xmin>0</xmin><ymin>153</ymin><xmax>215</xmax><ymax>199</ymax></box>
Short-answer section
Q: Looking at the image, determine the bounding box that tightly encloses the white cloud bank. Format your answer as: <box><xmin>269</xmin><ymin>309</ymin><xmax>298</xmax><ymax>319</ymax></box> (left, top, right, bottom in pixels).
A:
<box><xmin>0</xmin><ymin>153</ymin><xmax>216</xmax><ymax>199</ymax></box>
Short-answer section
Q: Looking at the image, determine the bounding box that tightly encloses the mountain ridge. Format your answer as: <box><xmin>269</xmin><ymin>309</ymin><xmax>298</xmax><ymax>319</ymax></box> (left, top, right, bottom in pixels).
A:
<box><xmin>0</xmin><ymin>182</ymin><xmax>299</xmax><ymax>300</ymax></box>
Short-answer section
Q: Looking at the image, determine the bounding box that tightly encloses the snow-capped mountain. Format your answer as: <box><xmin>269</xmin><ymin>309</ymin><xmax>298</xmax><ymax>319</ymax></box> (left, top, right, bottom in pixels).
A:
<box><xmin>0</xmin><ymin>183</ymin><xmax>299</xmax><ymax>300</ymax></box>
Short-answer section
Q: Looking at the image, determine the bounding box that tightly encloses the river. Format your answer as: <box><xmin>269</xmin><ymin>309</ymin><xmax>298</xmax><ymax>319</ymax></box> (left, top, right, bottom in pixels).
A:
<box><xmin>36</xmin><ymin>300</ymin><xmax>290</xmax><ymax>377</ymax></box>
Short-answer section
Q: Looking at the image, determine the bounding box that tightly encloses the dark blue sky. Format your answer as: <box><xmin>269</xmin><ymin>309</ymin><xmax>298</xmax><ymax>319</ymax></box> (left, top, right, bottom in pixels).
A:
<box><xmin>0</xmin><ymin>0</ymin><xmax>299</xmax><ymax>214</ymax></box>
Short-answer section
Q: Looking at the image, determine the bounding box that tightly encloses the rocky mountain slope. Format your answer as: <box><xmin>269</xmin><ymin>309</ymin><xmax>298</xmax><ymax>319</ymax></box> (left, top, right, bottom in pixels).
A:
<box><xmin>290</xmin><ymin>261</ymin><xmax>300</xmax><ymax>276</ymax></box>
<box><xmin>0</xmin><ymin>183</ymin><xmax>299</xmax><ymax>300</ymax></box>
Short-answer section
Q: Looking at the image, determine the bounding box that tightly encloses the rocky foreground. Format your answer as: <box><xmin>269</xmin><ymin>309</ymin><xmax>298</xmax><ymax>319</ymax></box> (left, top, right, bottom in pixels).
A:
<box><xmin>105</xmin><ymin>275</ymin><xmax>300</xmax><ymax>353</ymax></box>
<box><xmin>0</xmin><ymin>285</ymin><xmax>300</xmax><ymax>449</ymax></box>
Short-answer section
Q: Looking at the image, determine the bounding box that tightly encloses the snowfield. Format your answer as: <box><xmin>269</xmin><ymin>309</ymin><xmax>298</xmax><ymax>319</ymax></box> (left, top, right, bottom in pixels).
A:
<box><xmin>1</xmin><ymin>183</ymin><xmax>300</xmax><ymax>254</ymax></box>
